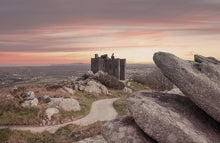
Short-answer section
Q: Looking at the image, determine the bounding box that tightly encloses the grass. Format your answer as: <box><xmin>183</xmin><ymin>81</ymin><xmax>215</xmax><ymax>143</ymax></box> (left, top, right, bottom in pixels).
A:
<box><xmin>129</xmin><ymin>81</ymin><xmax>148</xmax><ymax>92</ymax></box>
<box><xmin>113</xmin><ymin>99</ymin><xmax>129</xmax><ymax>116</ymax></box>
<box><xmin>0</xmin><ymin>121</ymin><xmax>105</xmax><ymax>143</ymax></box>
<box><xmin>113</xmin><ymin>94</ymin><xmax>131</xmax><ymax>117</ymax></box>
<box><xmin>0</xmin><ymin>90</ymin><xmax>118</xmax><ymax>125</ymax></box>
<box><xmin>0</xmin><ymin>105</ymin><xmax>40</xmax><ymax>125</ymax></box>
<box><xmin>113</xmin><ymin>81</ymin><xmax>149</xmax><ymax>116</ymax></box>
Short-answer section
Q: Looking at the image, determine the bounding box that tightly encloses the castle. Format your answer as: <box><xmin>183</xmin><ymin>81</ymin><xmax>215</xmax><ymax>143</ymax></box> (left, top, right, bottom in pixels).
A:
<box><xmin>91</xmin><ymin>54</ymin><xmax>126</xmax><ymax>80</ymax></box>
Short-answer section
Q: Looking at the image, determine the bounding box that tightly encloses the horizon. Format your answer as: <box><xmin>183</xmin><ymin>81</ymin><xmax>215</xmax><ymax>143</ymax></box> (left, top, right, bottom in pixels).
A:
<box><xmin>1</xmin><ymin>0</ymin><xmax>220</xmax><ymax>66</ymax></box>
<box><xmin>0</xmin><ymin>61</ymin><xmax>155</xmax><ymax>67</ymax></box>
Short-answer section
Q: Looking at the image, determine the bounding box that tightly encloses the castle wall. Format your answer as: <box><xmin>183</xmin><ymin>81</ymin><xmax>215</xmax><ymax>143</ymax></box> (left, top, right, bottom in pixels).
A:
<box><xmin>91</xmin><ymin>58</ymin><xmax>99</xmax><ymax>73</ymax></box>
<box><xmin>112</xmin><ymin>59</ymin><xmax>120</xmax><ymax>80</ymax></box>
<box><xmin>120</xmin><ymin>59</ymin><xmax>126</xmax><ymax>80</ymax></box>
<box><xmin>91</xmin><ymin>54</ymin><xmax>126</xmax><ymax>80</ymax></box>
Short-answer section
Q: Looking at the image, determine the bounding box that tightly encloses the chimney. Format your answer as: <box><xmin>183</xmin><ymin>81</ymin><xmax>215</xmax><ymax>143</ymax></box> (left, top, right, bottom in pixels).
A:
<box><xmin>95</xmin><ymin>54</ymin><xmax>98</xmax><ymax>58</ymax></box>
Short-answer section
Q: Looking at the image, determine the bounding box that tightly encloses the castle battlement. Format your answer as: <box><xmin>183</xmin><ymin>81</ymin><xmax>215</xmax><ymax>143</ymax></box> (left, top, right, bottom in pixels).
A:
<box><xmin>91</xmin><ymin>54</ymin><xmax>126</xmax><ymax>80</ymax></box>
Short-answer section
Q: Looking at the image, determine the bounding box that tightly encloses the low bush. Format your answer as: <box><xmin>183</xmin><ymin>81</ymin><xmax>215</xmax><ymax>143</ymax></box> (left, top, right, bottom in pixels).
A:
<box><xmin>132</xmin><ymin>67</ymin><xmax>173</xmax><ymax>91</ymax></box>
<box><xmin>132</xmin><ymin>76</ymin><xmax>147</xmax><ymax>85</ymax></box>
<box><xmin>145</xmin><ymin>67</ymin><xmax>173</xmax><ymax>91</ymax></box>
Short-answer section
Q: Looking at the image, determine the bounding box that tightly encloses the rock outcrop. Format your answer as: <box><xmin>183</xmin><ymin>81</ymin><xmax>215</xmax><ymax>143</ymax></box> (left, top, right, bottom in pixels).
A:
<box><xmin>45</xmin><ymin>108</ymin><xmax>59</xmax><ymax>120</ymax></box>
<box><xmin>63</xmin><ymin>86</ymin><xmax>75</xmax><ymax>94</ymax></box>
<box><xmin>127</xmin><ymin>92</ymin><xmax>220</xmax><ymax>143</ymax></box>
<box><xmin>20</xmin><ymin>91</ymin><xmax>38</xmax><ymax>107</ymax></box>
<box><xmin>102</xmin><ymin>116</ymin><xmax>156</xmax><ymax>143</ymax></box>
<box><xmin>101</xmin><ymin>52</ymin><xmax>220</xmax><ymax>143</ymax></box>
<box><xmin>74</xmin><ymin>78</ymin><xmax>109</xmax><ymax>94</ymax></box>
<box><xmin>48</xmin><ymin>98</ymin><xmax>80</xmax><ymax>112</ymax></box>
<box><xmin>84</xmin><ymin>80</ymin><xmax>108</xmax><ymax>95</ymax></box>
<box><xmin>153</xmin><ymin>52</ymin><xmax>220</xmax><ymax>122</ymax></box>
<box><xmin>21</xmin><ymin>98</ymin><xmax>38</xmax><ymax>107</ymax></box>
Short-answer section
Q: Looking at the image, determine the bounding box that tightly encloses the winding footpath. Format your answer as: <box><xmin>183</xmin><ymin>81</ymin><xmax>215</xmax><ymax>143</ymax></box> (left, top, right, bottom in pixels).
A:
<box><xmin>0</xmin><ymin>98</ymin><xmax>119</xmax><ymax>133</ymax></box>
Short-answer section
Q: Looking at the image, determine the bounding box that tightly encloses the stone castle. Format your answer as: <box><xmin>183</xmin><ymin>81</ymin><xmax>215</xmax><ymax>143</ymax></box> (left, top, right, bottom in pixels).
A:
<box><xmin>91</xmin><ymin>54</ymin><xmax>126</xmax><ymax>80</ymax></box>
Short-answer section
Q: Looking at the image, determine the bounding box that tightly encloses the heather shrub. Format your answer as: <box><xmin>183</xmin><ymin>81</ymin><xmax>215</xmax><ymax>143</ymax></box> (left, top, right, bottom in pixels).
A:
<box><xmin>145</xmin><ymin>67</ymin><xmax>173</xmax><ymax>91</ymax></box>
<box><xmin>132</xmin><ymin>67</ymin><xmax>173</xmax><ymax>91</ymax></box>
<box><xmin>95</xmin><ymin>73</ymin><xmax>125</xmax><ymax>90</ymax></box>
<box><xmin>132</xmin><ymin>75</ymin><xmax>147</xmax><ymax>85</ymax></box>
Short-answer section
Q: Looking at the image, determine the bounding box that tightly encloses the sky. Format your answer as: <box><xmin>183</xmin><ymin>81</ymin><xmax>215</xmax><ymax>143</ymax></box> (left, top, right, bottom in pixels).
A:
<box><xmin>0</xmin><ymin>0</ymin><xmax>220</xmax><ymax>66</ymax></box>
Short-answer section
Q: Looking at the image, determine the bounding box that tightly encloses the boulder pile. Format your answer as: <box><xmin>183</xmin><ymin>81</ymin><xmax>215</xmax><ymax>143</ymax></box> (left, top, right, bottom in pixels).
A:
<box><xmin>72</xmin><ymin>71</ymin><xmax>109</xmax><ymax>94</ymax></box>
<box><xmin>101</xmin><ymin>52</ymin><xmax>220</xmax><ymax>143</ymax></box>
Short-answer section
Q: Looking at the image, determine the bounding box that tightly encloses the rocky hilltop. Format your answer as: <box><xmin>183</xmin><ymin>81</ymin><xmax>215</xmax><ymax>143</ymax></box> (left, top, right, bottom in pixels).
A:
<box><xmin>100</xmin><ymin>52</ymin><xmax>220</xmax><ymax>143</ymax></box>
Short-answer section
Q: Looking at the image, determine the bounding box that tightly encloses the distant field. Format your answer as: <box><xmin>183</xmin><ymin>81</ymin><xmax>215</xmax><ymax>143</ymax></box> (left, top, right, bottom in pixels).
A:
<box><xmin>0</xmin><ymin>63</ymin><xmax>155</xmax><ymax>87</ymax></box>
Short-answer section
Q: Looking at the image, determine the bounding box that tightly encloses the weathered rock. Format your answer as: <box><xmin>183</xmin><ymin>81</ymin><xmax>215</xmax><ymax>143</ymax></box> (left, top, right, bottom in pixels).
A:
<box><xmin>94</xmin><ymin>70</ymin><xmax>106</xmax><ymax>78</ymax></box>
<box><xmin>127</xmin><ymin>82</ymin><xmax>131</xmax><ymax>87</ymax></box>
<box><xmin>21</xmin><ymin>98</ymin><xmax>38</xmax><ymax>107</ymax></box>
<box><xmin>85</xmin><ymin>70</ymin><xmax>94</xmax><ymax>77</ymax></box>
<box><xmin>21</xmin><ymin>91</ymin><xmax>35</xmax><ymax>100</ymax></box>
<box><xmin>166</xmin><ymin>86</ymin><xmax>184</xmax><ymax>96</ymax></box>
<box><xmin>45</xmin><ymin>108</ymin><xmax>59</xmax><ymax>120</ymax></box>
<box><xmin>10</xmin><ymin>86</ymin><xmax>18</xmax><ymax>94</ymax></box>
<box><xmin>79</xmin><ymin>85</ymin><xmax>85</xmax><ymax>91</ymax></box>
<box><xmin>48</xmin><ymin>98</ymin><xmax>80</xmax><ymax>111</ymax></box>
<box><xmin>123</xmin><ymin>87</ymin><xmax>132</xmax><ymax>93</ymax></box>
<box><xmin>102</xmin><ymin>116</ymin><xmax>156</xmax><ymax>143</ymax></box>
<box><xmin>42</xmin><ymin>119</ymin><xmax>46</xmax><ymax>126</ymax></box>
<box><xmin>84</xmin><ymin>80</ymin><xmax>108</xmax><ymax>94</ymax></box>
<box><xmin>153</xmin><ymin>52</ymin><xmax>220</xmax><ymax>122</ymax></box>
<box><xmin>127</xmin><ymin>92</ymin><xmax>220</xmax><ymax>143</ymax></box>
<box><xmin>73</xmin><ymin>135</ymin><xmax>107</xmax><ymax>143</ymax></box>
<box><xmin>195</xmin><ymin>55</ymin><xmax>220</xmax><ymax>65</ymax></box>
<box><xmin>63</xmin><ymin>86</ymin><xmax>75</xmax><ymax>94</ymax></box>
<box><xmin>38</xmin><ymin>95</ymin><xmax>51</xmax><ymax>103</ymax></box>
<box><xmin>59</xmin><ymin>88</ymin><xmax>66</xmax><ymax>93</ymax></box>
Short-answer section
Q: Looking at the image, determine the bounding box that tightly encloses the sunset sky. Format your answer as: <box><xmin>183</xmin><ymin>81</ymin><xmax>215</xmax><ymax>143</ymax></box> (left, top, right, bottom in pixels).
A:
<box><xmin>0</xmin><ymin>0</ymin><xmax>220</xmax><ymax>66</ymax></box>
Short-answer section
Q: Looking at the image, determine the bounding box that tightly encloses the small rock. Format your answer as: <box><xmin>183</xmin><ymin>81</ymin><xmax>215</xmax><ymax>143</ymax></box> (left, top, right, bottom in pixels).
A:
<box><xmin>38</xmin><ymin>95</ymin><xmax>51</xmax><ymax>103</ymax></box>
<box><xmin>59</xmin><ymin>88</ymin><xmax>66</xmax><ymax>93</ymax></box>
<box><xmin>85</xmin><ymin>70</ymin><xmax>94</xmax><ymax>77</ymax></box>
<box><xmin>10</xmin><ymin>86</ymin><xmax>18</xmax><ymax>94</ymax></box>
<box><xmin>47</xmin><ymin>120</ymin><xmax>51</xmax><ymax>125</ymax></box>
<box><xmin>94</xmin><ymin>70</ymin><xmax>105</xmax><ymax>78</ymax></box>
<box><xmin>21</xmin><ymin>91</ymin><xmax>35</xmax><ymax>100</ymax></box>
<box><xmin>21</xmin><ymin>98</ymin><xmax>38</xmax><ymax>107</ymax></box>
<box><xmin>48</xmin><ymin>98</ymin><xmax>81</xmax><ymax>111</ymax></box>
<box><xmin>63</xmin><ymin>86</ymin><xmax>75</xmax><ymax>94</ymax></box>
<box><xmin>45</xmin><ymin>108</ymin><xmax>59</xmax><ymax>120</ymax></box>
<box><xmin>42</xmin><ymin>119</ymin><xmax>46</xmax><ymax>126</ymax></box>
<box><xmin>79</xmin><ymin>85</ymin><xmax>85</xmax><ymax>91</ymax></box>
<box><xmin>166</xmin><ymin>85</ymin><xmax>184</xmax><ymax>96</ymax></box>
<box><xmin>127</xmin><ymin>82</ymin><xmax>131</xmax><ymax>87</ymax></box>
<box><xmin>123</xmin><ymin>87</ymin><xmax>132</xmax><ymax>93</ymax></box>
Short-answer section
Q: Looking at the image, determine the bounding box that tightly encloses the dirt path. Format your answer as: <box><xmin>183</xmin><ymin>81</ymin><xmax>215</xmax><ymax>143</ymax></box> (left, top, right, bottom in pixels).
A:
<box><xmin>0</xmin><ymin>98</ymin><xmax>119</xmax><ymax>133</ymax></box>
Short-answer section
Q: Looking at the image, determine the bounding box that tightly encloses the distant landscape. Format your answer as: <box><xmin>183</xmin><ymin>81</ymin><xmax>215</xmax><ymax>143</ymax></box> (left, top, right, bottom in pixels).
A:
<box><xmin>0</xmin><ymin>64</ymin><xmax>155</xmax><ymax>87</ymax></box>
